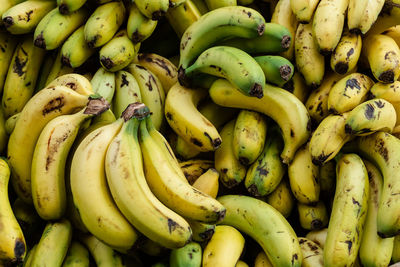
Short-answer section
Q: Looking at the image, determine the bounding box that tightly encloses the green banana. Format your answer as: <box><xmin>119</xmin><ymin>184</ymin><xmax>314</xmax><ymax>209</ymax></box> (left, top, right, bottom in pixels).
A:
<box><xmin>170</xmin><ymin>242</ymin><xmax>202</xmax><ymax>267</ymax></box>
<box><xmin>254</xmin><ymin>55</ymin><xmax>295</xmax><ymax>87</ymax></box>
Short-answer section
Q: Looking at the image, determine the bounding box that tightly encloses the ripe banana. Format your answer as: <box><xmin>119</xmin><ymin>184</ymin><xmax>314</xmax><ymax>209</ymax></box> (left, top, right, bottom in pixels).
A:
<box><xmin>62</xmin><ymin>241</ymin><xmax>89</xmax><ymax>267</ymax></box>
<box><xmin>298</xmin><ymin>237</ymin><xmax>324</xmax><ymax>267</ymax></box>
<box><xmin>369</xmin><ymin>81</ymin><xmax>400</xmax><ymax>126</ymax></box>
<box><xmin>324</xmin><ymin>153</ymin><xmax>369</xmax><ymax>267</ymax></box>
<box><xmin>5</xmin><ymin>113</ymin><xmax>18</xmax><ymax>135</ymax></box>
<box><xmin>2</xmin><ymin>0</ymin><xmax>56</xmax><ymax>34</ymax></box>
<box><xmin>295</xmin><ymin>22</ymin><xmax>325</xmax><ymax>88</ymax></box>
<box><xmin>312</xmin><ymin>0</ymin><xmax>349</xmax><ymax>54</ymax></box>
<box><xmin>330</xmin><ymin>29</ymin><xmax>362</xmax><ymax>75</ymax></box>
<box><xmin>290</xmin><ymin>0</ymin><xmax>320</xmax><ymax>23</ymax></box>
<box><xmin>344</xmin><ymin>98</ymin><xmax>397</xmax><ymax>135</ymax></box>
<box><xmin>166</xmin><ymin>0</ymin><xmax>201</xmax><ymax>38</ymax></box>
<box><xmin>282</xmin><ymin>72</ymin><xmax>309</xmax><ymax>103</ymax></box>
<box><xmin>382</xmin><ymin>25</ymin><xmax>400</xmax><ymax>48</ymax></box>
<box><xmin>30</xmin><ymin>219</ymin><xmax>72</xmax><ymax>267</ymax></box>
<box><xmin>192</xmin><ymin>168</ymin><xmax>219</xmax><ymax>198</ymax></box>
<box><xmin>265</xmin><ymin>177</ymin><xmax>295</xmax><ymax>218</ymax></box>
<box><xmin>254</xmin><ymin>251</ymin><xmax>273</xmax><ymax>267</ymax></box>
<box><xmin>0</xmin><ymin>0</ymin><xmax>25</xmax><ymax>26</ymax></box>
<box><xmin>57</xmin><ymin>0</ymin><xmax>86</xmax><ymax>14</ymax></box>
<box><xmin>297</xmin><ymin>201</ymin><xmax>329</xmax><ymax>230</ymax></box>
<box><xmin>327</xmin><ymin>72</ymin><xmax>374</xmax><ymax>114</ymax></box>
<box><xmin>170</xmin><ymin>242</ymin><xmax>202</xmax><ymax>267</ymax></box>
<box><xmin>178</xmin><ymin>5</ymin><xmax>265</xmax><ymax>70</ymax></box>
<box><xmin>165</xmin><ymin>82</ymin><xmax>220</xmax><ymax>152</ymax></box>
<box><xmin>61</xmin><ymin>25</ymin><xmax>96</xmax><ymax>68</ymax></box>
<box><xmin>180</xmin><ymin>159</ymin><xmax>214</xmax><ymax>184</ymax></box>
<box><xmin>112</xmin><ymin>70</ymin><xmax>141</xmax><ymax>118</ymax></box>
<box><xmin>127</xmin><ymin>63</ymin><xmax>165</xmax><ymax>130</ymax></box>
<box><xmin>70</xmin><ymin>117</ymin><xmax>139</xmax><ymax>250</ymax></box>
<box><xmin>187</xmin><ymin>219</ymin><xmax>215</xmax><ymax>242</ymax></box>
<box><xmin>127</xmin><ymin>2</ymin><xmax>157</xmax><ymax>43</ymax></box>
<box><xmin>0</xmin><ymin>31</ymin><xmax>17</xmax><ymax>93</ymax></box>
<box><xmin>305</xmin><ymin>228</ymin><xmax>328</xmax><ymax>249</ymax></box>
<box><xmin>91</xmin><ymin>67</ymin><xmax>115</xmax><ymax>103</ymax></box>
<box><xmin>366</xmin><ymin>0</ymin><xmax>400</xmax><ymax>37</ymax></box>
<box><xmin>347</xmin><ymin>0</ymin><xmax>385</xmax><ymax>34</ymax></box>
<box><xmin>359</xmin><ymin>160</ymin><xmax>394</xmax><ymax>267</ymax></box>
<box><xmin>135</xmin><ymin>0</ymin><xmax>169</xmax><ymax>20</ymax></box>
<box><xmin>245</xmin><ymin>128</ymin><xmax>285</xmax><ymax>197</ymax></box>
<box><xmin>84</xmin><ymin>1</ymin><xmax>125</xmax><ymax>48</ymax></box>
<box><xmin>205</xmin><ymin>0</ymin><xmax>236</xmax><ymax>10</ymax></box>
<box><xmin>45</xmin><ymin>73</ymin><xmax>93</xmax><ymax>95</ymax></box>
<box><xmin>34</xmin><ymin>7</ymin><xmax>89</xmax><ymax>50</ymax></box>
<box><xmin>0</xmin><ymin>159</ymin><xmax>26</xmax><ymax>265</ymax></box>
<box><xmin>209</xmin><ymin>78</ymin><xmax>311</xmax><ymax>164</ymax></box>
<box><xmin>8</xmin><ymin>85</ymin><xmax>90</xmax><ymax>203</ymax></box>
<box><xmin>218</xmin><ymin>194</ymin><xmax>302</xmax><ymax>267</ymax></box>
<box><xmin>254</xmin><ymin>55</ymin><xmax>294</xmax><ymax>87</ymax></box>
<box><xmin>2</xmin><ymin>35</ymin><xmax>45</xmax><ymax>118</ymax></box>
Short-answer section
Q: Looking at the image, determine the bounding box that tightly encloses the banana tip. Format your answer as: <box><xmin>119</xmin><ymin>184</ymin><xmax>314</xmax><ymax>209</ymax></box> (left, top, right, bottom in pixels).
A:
<box><xmin>178</xmin><ymin>66</ymin><xmax>191</xmax><ymax>88</ymax></box>
<box><xmin>249</xmin><ymin>83</ymin><xmax>263</xmax><ymax>98</ymax></box>
<box><xmin>281</xmin><ymin>35</ymin><xmax>291</xmax><ymax>50</ymax></box>
<box><xmin>58</xmin><ymin>4</ymin><xmax>69</xmax><ymax>15</ymax></box>
<box><xmin>2</xmin><ymin>16</ymin><xmax>13</xmax><ymax>28</ymax></box>
<box><xmin>34</xmin><ymin>33</ymin><xmax>46</xmax><ymax>49</ymax></box>
<box><xmin>379</xmin><ymin>70</ymin><xmax>395</xmax><ymax>83</ymax></box>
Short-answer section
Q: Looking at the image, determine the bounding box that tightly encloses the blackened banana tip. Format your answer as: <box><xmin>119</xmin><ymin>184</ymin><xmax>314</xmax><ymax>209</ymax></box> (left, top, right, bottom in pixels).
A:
<box><xmin>334</xmin><ymin>62</ymin><xmax>349</xmax><ymax>75</ymax></box>
<box><xmin>344</xmin><ymin>124</ymin><xmax>354</xmax><ymax>134</ymax></box>
<box><xmin>379</xmin><ymin>70</ymin><xmax>395</xmax><ymax>83</ymax></box>
<box><xmin>3</xmin><ymin>16</ymin><xmax>13</xmax><ymax>28</ymax></box>
<box><xmin>100</xmin><ymin>56</ymin><xmax>114</xmax><ymax>70</ymax></box>
<box><xmin>152</xmin><ymin>10</ymin><xmax>166</xmax><ymax>21</ymax></box>
<box><xmin>61</xmin><ymin>55</ymin><xmax>72</xmax><ymax>68</ymax></box>
<box><xmin>257</xmin><ymin>23</ymin><xmax>265</xmax><ymax>36</ymax></box>
<box><xmin>281</xmin><ymin>35</ymin><xmax>291</xmax><ymax>50</ymax></box>
<box><xmin>58</xmin><ymin>4</ymin><xmax>69</xmax><ymax>15</ymax></box>
<box><xmin>212</xmin><ymin>138</ymin><xmax>222</xmax><ymax>149</ymax></box>
<box><xmin>280</xmin><ymin>65</ymin><xmax>293</xmax><ymax>81</ymax></box>
<box><xmin>250</xmin><ymin>83</ymin><xmax>264</xmax><ymax>99</ymax></box>
<box><xmin>34</xmin><ymin>33</ymin><xmax>46</xmax><ymax>49</ymax></box>
<box><xmin>178</xmin><ymin>66</ymin><xmax>191</xmax><ymax>87</ymax></box>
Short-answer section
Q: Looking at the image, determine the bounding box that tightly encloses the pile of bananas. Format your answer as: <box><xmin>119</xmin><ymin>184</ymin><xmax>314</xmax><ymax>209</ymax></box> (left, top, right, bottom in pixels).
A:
<box><xmin>1</xmin><ymin>0</ymin><xmax>400</xmax><ymax>266</ymax></box>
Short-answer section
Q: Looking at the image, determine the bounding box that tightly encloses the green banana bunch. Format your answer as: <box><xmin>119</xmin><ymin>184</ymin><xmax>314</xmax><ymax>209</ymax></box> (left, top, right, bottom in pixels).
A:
<box><xmin>170</xmin><ymin>242</ymin><xmax>202</xmax><ymax>267</ymax></box>
<box><xmin>127</xmin><ymin>2</ymin><xmax>158</xmax><ymax>43</ymax></box>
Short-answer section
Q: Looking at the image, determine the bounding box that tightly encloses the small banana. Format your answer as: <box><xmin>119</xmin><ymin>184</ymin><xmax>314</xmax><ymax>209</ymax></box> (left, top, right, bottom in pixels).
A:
<box><xmin>295</xmin><ymin>22</ymin><xmax>325</xmax><ymax>88</ymax></box>
<box><xmin>265</xmin><ymin>177</ymin><xmax>295</xmax><ymax>218</ymax></box>
<box><xmin>205</xmin><ymin>0</ymin><xmax>236</xmax><ymax>10</ymax></box>
<box><xmin>2</xmin><ymin>0</ymin><xmax>56</xmax><ymax>34</ymax></box>
<box><xmin>298</xmin><ymin>237</ymin><xmax>324</xmax><ymax>267</ymax></box>
<box><xmin>218</xmin><ymin>194</ymin><xmax>302</xmax><ymax>267</ymax></box>
<box><xmin>254</xmin><ymin>55</ymin><xmax>294</xmax><ymax>87</ymax></box>
<box><xmin>369</xmin><ymin>81</ymin><xmax>400</xmax><ymax>126</ymax></box>
<box><xmin>290</xmin><ymin>0</ymin><xmax>320</xmax><ymax>23</ymax></box>
<box><xmin>170</xmin><ymin>242</ymin><xmax>202</xmax><ymax>267</ymax></box>
<box><xmin>327</xmin><ymin>72</ymin><xmax>374</xmax><ymax>114</ymax></box>
<box><xmin>297</xmin><ymin>201</ymin><xmax>329</xmax><ymax>231</ymax></box>
<box><xmin>347</xmin><ymin>0</ymin><xmax>385</xmax><ymax>34</ymax></box>
<box><xmin>305</xmin><ymin>228</ymin><xmax>328</xmax><ymax>249</ymax></box>
<box><xmin>112</xmin><ymin>70</ymin><xmax>141</xmax><ymax>118</ymax></box>
<box><xmin>91</xmin><ymin>67</ymin><xmax>115</xmax><ymax>103</ymax></box>
<box><xmin>62</xmin><ymin>241</ymin><xmax>89</xmax><ymax>267</ymax></box>
<box><xmin>187</xmin><ymin>219</ymin><xmax>215</xmax><ymax>242</ymax></box>
<box><xmin>34</xmin><ymin>7</ymin><xmax>89</xmax><ymax>50</ymax></box>
<box><xmin>202</xmin><ymin>225</ymin><xmax>245</xmax><ymax>267</ymax></box>
<box><xmin>84</xmin><ymin>1</ymin><xmax>125</xmax><ymax>48</ymax></box>
<box><xmin>4</xmin><ymin>112</ymin><xmax>17</xmax><ymax>135</ymax></box>
<box><xmin>209</xmin><ymin>79</ymin><xmax>311</xmax><ymax>164</ymax></box>
<box><xmin>135</xmin><ymin>0</ymin><xmax>169</xmax><ymax>20</ymax></box>
<box><xmin>192</xmin><ymin>168</ymin><xmax>219</xmax><ymax>198</ymax></box>
<box><xmin>330</xmin><ymin>29</ymin><xmax>362</xmax><ymax>75</ymax></box>
<box><xmin>179</xmin><ymin>159</ymin><xmax>214</xmax><ymax>184</ymax></box>
<box><xmin>166</xmin><ymin>0</ymin><xmax>201</xmax><ymax>38</ymax></box>
<box><xmin>324</xmin><ymin>153</ymin><xmax>369</xmax><ymax>267</ymax></box>
<box><xmin>58</xmin><ymin>0</ymin><xmax>87</xmax><ymax>14</ymax></box>
<box><xmin>127</xmin><ymin>2</ymin><xmax>157</xmax><ymax>43</ymax></box>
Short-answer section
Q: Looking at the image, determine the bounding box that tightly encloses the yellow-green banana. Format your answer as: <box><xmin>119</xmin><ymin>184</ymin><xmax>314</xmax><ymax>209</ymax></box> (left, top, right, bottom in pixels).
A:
<box><xmin>45</xmin><ymin>72</ymin><xmax>93</xmax><ymax>95</ymax></box>
<box><xmin>166</xmin><ymin>0</ymin><xmax>201</xmax><ymax>38</ymax></box>
<box><xmin>254</xmin><ymin>55</ymin><xmax>294</xmax><ymax>87</ymax></box>
<box><xmin>0</xmin><ymin>31</ymin><xmax>17</xmax><ymax>93</ymax></box>
<box><xmin>170</xmin><ymin>242</ymin><xmax>202</xmax><ymax>267</ymax></box>
<box><xmin>57</xmin><ymin>0</ymin><xmax>86</xmax><ymax>14</ymax></box>
<box><xmin>0</xmin><ymin>107</ymin><xmax>7</xmax><ymax>154</ymax></box>
<box><xmin>347</xmin><ymin>0</ymin><xmax>385</xmax><ymax>34</ymax></box>
<box><xmin>369</xmin><ymin>81</ymin><xmax>400</xmax><ymax>126</ymax></box>
<box><xmin>62</xmin><ymin>241</ymin><xmax>89</xmax><ymax>267</ymax></box>
<box><xmin>127</xmin><ymin>2</ymin><xmax>158</xmax><ymax>43</ymax></box>
<box><xmin>282</xmin><ymin>72</ymin><xmax>309</xmax><ymax>103</ymax></box>
<box><xmin>205</xmin><ymin>0</ymin><xmax>236</xmax><ymax>10</ymax></box>
<box><xmin>265</xmin><ymin>177</ymin><xmax>295</xmax><ymax>218</ymax></box>
<box><xmin>290</xmin><ymin>0</ymin><xmax>319</xmax><ymax>23</ymax></box>
<box><xmin>91</xmin><ymin>67</ymin><xmax>115</xmax><ymax>103</ymax></box>
<box><xmin>179</xmin><ymin>159</ymin><xmax>214</xmax><ymax>184</ymax></box>
<box><xmin>135</xmin><ymin>0</ymin><xmax>169</xmax><ymax>20</ymax></box>
<box><xmin>112</xmin><ymin>70</ymin><xmax>142</xmax><ymax>118</ymax></box>
<box><xmin>0</xmin><ymin>0</ymin><xmax>26</xmax><ymax>26</ymax></box>
<box><xmin>298</xmin><ymin>237</ymin><xmax>324</xmax><ymax>267</ymax></box>
<box><xmin>22</xmin><ymin>245</ymin><xmax>36</xmax><ymax>267</ymax></box>
<box><xmin>254</xmin><ymin>251</ymin><xmax>273</xmax><ymax>267</ymax></box>
<box><xmin>187</xmin><ymin>219</ymin><xmax>215</xmax><ymax>242</ymax></box>
<box><xmin>305</xmin><ymin>228</ymin><xmax>328</xmax><ymax>249</ymax></box>
<box><xmin>297</xmin><ymin>201</ymin><xmax>329</xmax><ymax>230</ymax></box>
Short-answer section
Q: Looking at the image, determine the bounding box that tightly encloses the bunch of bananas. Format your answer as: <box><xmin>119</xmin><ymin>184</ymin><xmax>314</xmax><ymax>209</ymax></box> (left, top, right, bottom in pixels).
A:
<box><xmin>1</xmin><ymin>0</ymin><xmax>400</xmax><ymax>266</ymax></box>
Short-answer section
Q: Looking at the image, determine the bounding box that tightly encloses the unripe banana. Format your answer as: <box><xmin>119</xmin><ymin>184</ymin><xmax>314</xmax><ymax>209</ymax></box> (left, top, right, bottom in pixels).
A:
<box><xmin>62</xmin><ymin>241</ymin><xmax>89</xmax><ymax>267</ymax></box>
<box><xmin>305</xmin><ymin>228</ymin><xmax>328</xmax><ymax>249</ymax></box>
<box><xmin>112</xmin><ymin>70</ymin><xmax>141</xmax><ymax>118</ymax></box>
<box><xmin>254</xmin><ymin>55</ymin><xmax>294</xmax><ymax>87</ymax></box>
<box><xmin>330</xmin><ymin>29</ymin><xmax>362</xmax><ymax>75</ymax></box>
<box><xmin>298</xmin><ymin>237</ymin><xmax>324</xmax><ymax>267</ymax></box>
<box><xmin>290</xmin><ymin>0</ymin><xmax>320</xmax><ymax>23</ymax></box>
<box><xmin>127</xmin><ymin>2</ymin><xmax>157</xmax><ymax>43</ymax></box>
<box><xmin>135</xmin><ymin>0</ymin><xmax>169</xmax><ymax>20</ymax></box>
<box><xmin>265</xmin><ymin>177</ymin><xmax>295</xmax><ymax>218</ymax></box>
<box><xmin>166</xmin><ymin>0</ymin><xmax>201</xmax><ymax>38</ymax></box>
<box><xmin>91</xmin><ymin>67</ymin><xmax>115</xmax><ymax>103</ymax></box>
<box><xmin>369</xmin><ymin>81</ymin><xmax>400</xmax><ymax>126</ymax></box>
<box><xmin>170</xmin><ymin>242</ymin><xmax>202</xmax><ymax>267</ymax></box>
<box><xmin>297</xmin><ymin>201</ymin><xmax>329</xmax><ymax>230</ymax></box>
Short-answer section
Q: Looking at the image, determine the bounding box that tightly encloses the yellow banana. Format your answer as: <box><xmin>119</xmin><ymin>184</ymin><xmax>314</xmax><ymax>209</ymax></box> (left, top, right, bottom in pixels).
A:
<box><xmin>365</xmin><ymin>0</ymin><xmax>400</xmax><ymax>37</ymax></box>
<box><xmin>369</xmin><ymin>81</ymin><xmax>400</xmax><ymax>126</ymax></box>
<box><xmin>297</xmin><ymin>201</ymin><xmax>329</xmax><ymax>230</ymax></box>
<box><xmin>22</xmin><ymin>245</ymin><xmax>36</xmax><ymax>267</ymax></box>
<box><xmin>347</xmin><ymin>0</ymin><xmax>385</xmax><ymax>34</ymax></box>
<box><xmin>254</xmin><ymin>251</ymin><xmax>273</xmax><ymax>267</ymax></box>
<box><xmin>127</xmin><ymin>2</ymin><xmax>157</xmax><ymax>43</ymax></box>
<box><xmin>62</xmin><ymin>241</ymin><xmax>89</xmax><ymax>267</ymax></box>
<box><xmin>192</xmin><ymin>168</ymin><xmax>219</xmax><ymax>198</ymax></box>
<box><xmin>179</xmin><ymin>159</ymin><xmax>214</xmax><ymax>184</ymax></box>
<box><xmin>166</xmin><ymin>0</ymin><xmax>201</xmax><ymax>38</ymax></box>
<box><xmin>236</xmin><ymin>260</ymin><xmax>249</xmax><ymax>267</ymax></box>
<box><xmin>265</xmin><ymin>177</ymin><xmax>295</xmax><ymax>218</ymax></box>
<box><xmin>290</xmin><ymin>0</ymin><xmax>320</xmax><ymax>23</ymax></box>
<box><xmin>393</xmin><ymin>235</ymin><xmax>400</xmax><ymax>264</ymax></box>
<box><xmin>0</xmin><ymin>30</ymin><xmax>17</xmax><ymax>93</ymax></box>
<box><xmin>0</xmin><ymin>107</ymin><xmax>7</xmax><ymax>154</ymax></box>
<box><xmin>298</xmin><ymin>237</ymin><xmax>324</xmax><ymax>267</ymax></box>
<box><xmin>57</xmin><ymin>0</ymin><xmax>86</xmax><ymax>14</ymax></box>
<box><xmin>112</xmin><ymin>70</ymin><xmax>141</xmax><ymax>118</ymax></box>
<box><xmin>45</xmin><ymin>72</ymin><xmax>93</xmax><ymax>95</ymax></box>
<box><xmin>135</xmin><ymin>0</ymin><xmax>169</xmax><ymax>20</ymax></box>
<box><xmin>204</xmin><ymin>0</ymin><xmax>236</xmax><ymax>10</ymax></box>
<box><xmin>0</xmin><ymin>0</ymin><xmax>26</xmax><ymax>26</ymax></box>
<box><xmin>187</xmin><ymin>219</ymin><xmax>215</xmax><ymax>242</ymax></box>
<box><xmin>305</xmin><ymin>228</ymin><xmax>328</xmax><ymax>249</ymax></box>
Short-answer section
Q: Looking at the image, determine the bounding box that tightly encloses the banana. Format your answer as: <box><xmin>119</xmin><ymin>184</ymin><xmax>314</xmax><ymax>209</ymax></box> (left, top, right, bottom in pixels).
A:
<box><xmin>218</xmin><ymin>194</ymin><xmax>302</xmax><ymax>267</ymax></box>
<box><xmin>58</xmin><ymin>0</ymin><xmax>86</xmax><ymax>14</ymax></box>
<box><xmin>363</xmin><ymin>34</ymin><xmax>400</xmax><ymax>83</ymax></box>
<box><xmin>34</xmin><ymin>7</ymin><xmax>88</xmax><ymax>50</ymax></box>
<box><xmin>215</xmin><ymin>119</ymin><xmax>247</xmax><ymax>188</ymax></box>
<box><xmin>271</xmin><ymin>0</ymin><xmax>298</xmax><ymax>60</ymax></box>
<box><xmin>2</xmin><ymin>35</ymin><xmax>46</xmax><ymax>118</ymax></box>
<box><xmin>191</xmin><ymin>0</ymin><xmax>208</xmax><ymax>14</ymax></box>
<box><xmin>305</xmin><ymin>228</ymin><xmax>328</xmax><ymax>249</ymax></box>
<box><xmin>139</xmin><ymin>115</ymin><xmax>226</xmax><ymax>223</ymax></box>
<box><xmin>192</xmin><ymin>168</ymin><xmax>219</xmax><ymax>198</ymax></box>
<box><xmin>170</xmin><ymin>242</ymin><xmax>202</xmax><ymax>267</ymax></box>
<box><xmin>84</xmin><ymin>1</ymin><xmax>125</xmax><ymax>48</ymax></box>
<box><xmin>178</xmin><ymin>5</ymin><xmax>265</xmax><ymax>70</ymax></box>
<box><xmin>327</xmin><ymin>72</ymin><xmax>375</xmax><ymax>114</ymax></box>
<box><xmin>265</xmin><ymin>177</ymin><xmax>295</xmax><ymax>218</ymax></box>
<box><xmin>70</xmin><ymin>117</ymin><xmax>139</xmax><ymax>250</ymax></box>
<box><xmin>79</xmin><ymin>234</ymin><xmax>125</xmax><ymax>267</ymax></box>
<box><xmin>45</xmin><ymin>73</ymin><xmax>93</xmax><ymax>95</ymax></box>
<box><xmin>45</xmin><ymin>49</ymin><xmax>74</xmax><ymax>86</ymax></box>
<box><xmin>217</xmin><ymin>23</ymin><xmax>293</xmax><ymax>56</ymax></box>
<box><xmin>4</xmin><ymin>112</ymin><xmax>18</xmax><ymax>135</ymax></box>
<box><xmin>205</xmin><ymin>0</ymin><xmax>236</xmax><ymax>10</ymax></box>
<box><xmin>136</xmin><ymin>237</ymin><xmax>167</xmax><ymax>257</ymax></box>
<box><xmin>0</xmin><ymin>107</ymin><xmax>7</xmax><ymax>153</ymax></box>
<box><xmin>0</xmin><ymin>159</ymin><xmax>26</xmax><ymax>265</ymax></box>
<box><xmin>254</xmin><ymin>251</ymin><xmax>273</xmax><ymax>267</ymax></box>
<box><xmin>22</xmin><ymin>245</ymin><xmax>36</xmax><ymax>267</ymax></box>
<box><xmin>245</xmin><ymin>127</ymin><xmax>285</xmax><ymax>197</ymax></box>
<box><xmin>165</xmin><ymin>82</ymin><xmax>220</xmax><ymax>152</ymax></box>
<box><xmin>298</xmin><ymin>237</ymin><xmax>324</xmax><ymax>267</ymax></box>
<box><xmin>369</xmin><ymin>81</ymin><xmax>400</xmax><ymax>126</ymax></box>
<box><xmin>62</xmin><ymin>241</ymin><xmax>89</xmax><ymax>267</ymax></box>
<box><xmin>61</xmin><ymin>25</ymin><xmax>96</xmax><ymax>68</ymax></box>
<box><xmin>202</xmin><ymin>225</ymin><xmax>244</xmax><ymax>267</ymax></box>
<box><xmin>382</xmin><ymin>25</ymin><xmax>400</xmax><ymax>48</ymax></box>
<box><xmin>344</xmin><ymin>98</ymin><xmax>397</xmax><ymax>135</ymax></box>
<box><xmin>135</xmin><ymin>53</ymin><xmax>178</xmax><ymax>93</ymax></box>
<box><xmin>127</xmin><ymin>63</ymin><xmax>165</xmax><ymax>131</ymax></box>
<box><xmin>166</xmin><ymin>0</ymin><xmax>201</xmax><ymax>38</ymax></box>
<box><xmin>324</xmin><ymin>153</ymin><xmax>369</xmax><ymax>267</ymax></box>
<box><xmin>290</xmin><ymin>0</ymin><xmax>320</xmax><ymax>23</ymax></box>
<box><xmin>309</xmin><ymin>113</ymin><xmax>352</xmax><ymax>165</ymax></box>
<box><xmin>347</xmin><ymin>0</ymin><xmax>385</xmax><ymax>34</ymax></box>
<box><xmin>288</xmin><ymin>142</ymin><xmax>320</xmax><ymax>204</ymax></box>
<box><xmin>297</xmin><ymin>201</ymin><xmax>329</xmax><ymax>230</ymax></box>
<box><xmin>127</xmin><ymin>2</ymin><xmax>157</xmax><ymax>43</ymax></box>
<box><xmin>30</xmin><ymin>219</ymin><xmax>73</xmax><ymax>267</ymax></box>
<box><xmin>319</xmin><ymin>160</ymin><xmax>336</xmax><ymax>198</ymax></box>
<box><xmin>112</xmin><ymin>70</ymin><xmax>142</xmax><ymax>118</ymax></box>
<box><xmin>312</xmin><ymin>0</ymin><xmax>349</xmax><ymax>54</ymax></box>
<box><xmin>295</xmin><ymin>22</ymin><xmax>325</xmax><ymax>88</ymax></box>
<box><xmin>8</xmin><ymin>85</ymin><xmax>90</xmax><ymax>203</ymax></box>
<box><xmin>233</xmin><ymin>110</ymin><xmax>268</xmax><ymax>166</ymax></box>
<box><xmin>12</xmin><ymin>198</ymin><xmax>41</xmax><ymax>243</ymax></box>
<box><xmin>236</xmin><ymin>261</ymin><xmax>249</xmax><ymax>267</ymax></box>
<box><xmin>31</xmin><ymin>97</ymin><xmax>110</xmax><ymax>220</ymax></box>
<box><xmin>168</xmin><ymin>0</ymin><xmax>188</xmax><ymax>8</ymax></box>
<box><xmin>179</xmin><ymin>159</ymin><xmax>214</xmax><ymax>184</ymax></box>
<box><xmin>180</xmin><ymin>46</ymin><xmax>265</xmax><ymax>98</ymax></box>
<box><xmin>135</xmin><ymin>0</ymin><xmax>169</xmax><ymax>20</ymax></box>
<box><xmin>0</xmin><ymin>0</ymin><xmax>26</xmax><ymax>26</ymax></box>
<box><xmin>366</xmin><ymin>0</ymin><xmax>400</xmax><ymax>37</ymax></box>
<box><xmin>209</xmin><ymin>78</ymin><xmax>311</xmax><ymax>164</ymax></box>
<box><xmin>187</xmin><ymin>219</ymin><xmax>215</xmax><ymax>242</ymax></box>
<box><xmin>330</xmin><ymin>28</ymin><xmax>362</xmax><ymax>75</ymax></box>
<box><xmin>282</xmin><ymin>72</ymin><xmax>309</xmax><ymax>103</ymax></box>
<box><xmin>393</xmin><ymin>235</ymin><xmax>400</xmax><ymax>263</ymax></box>
<box><xmin>254</xmin><ymin>55</ymin><xmax>295</xmax><ymax>87</ymax></box>
<box><xmin>2</xmin><ymin>0</ymin><xmax>56</xmax><ymax>35</ymax></box>
<box><xmin>0</xmin><ymin>31</ymin><xmax>17</xmax><ymax>94</ymax></box>
<box><xmin>359</xmin><ymin>160</ymin><xmax>394</xmax><ymax>267</ymax></box>
<box><xmin>91</xmin><ymin>67</ymin><xmax>115</xmax><ymax>103</ymax></box>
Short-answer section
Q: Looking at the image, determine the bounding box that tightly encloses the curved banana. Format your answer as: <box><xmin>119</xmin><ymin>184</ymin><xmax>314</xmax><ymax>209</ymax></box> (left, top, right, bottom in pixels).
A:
<box><xmin>297</xmin><ymin>201</ymin><xmax>329</xmax><ymax>231</ymax></box>
<box><xmin>91</xmin><ymin>67</ymin><xmax>115</xmax><ymax>103</ymax></box>
<box><xmin>393</xmin><ymin>235</ymin><xmax>400</xmax><ymax>264</ymax></box>
<box><xmin>359</xmin><ymin>160</ymin><xmax>394</xmax><ymax>267</ymax></box>
<box><xmin>179</xmin><ymin>159</ymin><xmax>214</xmax><ymax>184</ymax></box>
<box><xmin>112</xmin><ymin>70</ymin><xmax>141</xmax><ymax>118</ymax></box>
<box><xmin>178</xmin><ymin>5</ymin><xmax>265</xmax><ymax>70</ymax></box>
<box><xmin>2</xmin><ymin>0</ymin><xmax>56</xmax><ymax>34</ymax></box>
<box><xmin>170</xmin><ymin>242</ymin><xmax>202</xmax><ymax>267</ymax></box>
<box><xmin>0</xmin><ymin>0</ymin><xmax>26</xmax><ymax>26</ymax></box>
<box><xmin>62</xmin><ymin>241</ymin><xmax>89</xmax><ymax>267</ymax></box>
<box><xmin>347</xmin><ymin>0</ymin><xmax>385</xmax><ymax>34</ymax></box>
<box><xmin>327</xmin><ymin>72</ymin><xmax>374</xmax><ymax>114</ymax></box>
<box><xmin>34</xmin><ymin>7</ymin><xmax>89</xmax><ymax>50</ymax></box>
<box><xmin>8</xmin><ymin>85</ymin><xmax>90</xmax><ymax>203</ymax></box>
<box><xmin>127</xmin><ymin>2</ymin><xmax>158</xmax><ymax>43</ymax></box>
<box><xmin>305</xmin><ymin>228</ymin><xmax>328</xmax><ymax>249</ymax></box>
<box><xmin>192</xmin><ymin>168</ymin><xmax>219</xmax><ymax>198</ymax></box>
<box><xmin>365</xmin><ymin>0</ymin><xmax>400</xmax><ymax>37</ymax></box>
<box><xmin>135</xmin><ymin>0</ymin><xmax>169</xmax><ymax>20</ymax></box>
<box><xmin>84</xmin><ymin>1</ymin><xmax>126</xmax><ymax>48</ymax></box>
<box><xmin>165</xmin><ymin>0</ymin><xmax>201</xmax><ymax>38</ymax></box>
<box><xmin>165</xmin><ymin>82</ymin><xmax>220</xmax><ymax>152</ymax></box>
<box><xmin>202</xmin><ymin>225</ymin><xmax>245</xmax><ymax>267</ymax></box>
<box><xmin>210</xmin><ymin>78</ymin><xmax>310</xmax><ymax>164</ymax></box>
<box><xmin>0</xmin><ymin>31</ymin><xmax>17</xmax><ymax>93</ymax></box>
<box><xmin>70</xmin><ymin>117</ymin><xmax>139</xmax><ymax>250</ymax></box>
<box><xmin>298</xmin><ymin>237</ymin><xmax>324</xmax><ymax>267</ymax></box>
<box><xmin>344</xmin><ymin>98</ymin><xmax>396</xmax><ymax>135</ymax></box>
<box><xmin>290</xmin><ymin>0</ymin><xmax>319</xmax><ymax>23</ymax></box>
<box><xmin>369</xmin><ymin>81</ymin><xmax>400</xmax><ymax>126</ymax></box>
<box><xmin>254</xmin><ymin>55</ymin><xmax>294</xmax><ymax>87</ymax></box>
<box><xmin>57</xmin><ymin>0</ymin><xmax>87</xmax><ymax>14</ymax></box>
<box><xmin>295</xmin><ymin>22</ymin><xmax>325</xmax><ymax>88</ymax></box>
<box><xmin>265</xmin><ymin>177</ymin><xmax>295</xmax><ymax>218</ymax></box>
<box><xmin>22</xmin><ymin>245</ymin><xmax>36</xmax><ymax>267</ymax></box>
<box><xmin>324</xmin><ymin>153</ymin><xmax>369</xmax><ymax>267</ymax></box>
<box><xmin>330</xmin><ymin>29</ymin><xmax>362</xmax><ymax>75</ymax></box>
<box><xmin>45</xmin><ymin>73</ymin><xmax>93</xmax><ymax>95</ymax></box>
<box><xmin>0</xmin><ymin>159</ymin><xmax>26</xmax><ymax>265</ymax></box>
<box><xmin>218</xmin><ymin>194</ymin><xmax>302</xmax><ymax>267</ymax></box>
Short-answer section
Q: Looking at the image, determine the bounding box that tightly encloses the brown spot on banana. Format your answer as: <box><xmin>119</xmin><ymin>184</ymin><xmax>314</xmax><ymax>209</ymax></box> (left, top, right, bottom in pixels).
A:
<box><xmin>13</xmin><ymin>56</ymin><xmax>28</xmax><ymax>77</ymax></box>
<box><xmin>364</xmin><ymin>103</ymin><xmax>375</xmax><ymax>119</ymax></box>
<box><xmin>42</xmin><ymin>97</ymin><xmax>65</xmax><ymax>116</ymax></box>
<box><xmin>334</xmin><ymin>62</ymin><xmax>349</xmax><ymax>75</ymax></box>
<box><xmin>86</xmin><ymin>35</ymin><xmax>100</xmax><ymax>48</ymax></box>
<box><xmin>100</xmin><ymin>56</ymin><xmax>114</xmax><ymax>70</ymax></box>
<box><xmin>379</xmin><ymin>70</ymin><xmax>395</xmax><ymax>83</ymax></box>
